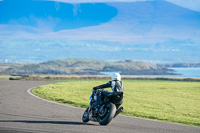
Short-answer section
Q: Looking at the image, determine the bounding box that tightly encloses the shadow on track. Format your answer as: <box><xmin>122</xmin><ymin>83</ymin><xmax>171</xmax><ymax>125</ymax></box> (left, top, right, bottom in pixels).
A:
<box><xmin>0</xmin><ymin>120</ymin><xmax>95</xmax><ymax>125</ymax></box>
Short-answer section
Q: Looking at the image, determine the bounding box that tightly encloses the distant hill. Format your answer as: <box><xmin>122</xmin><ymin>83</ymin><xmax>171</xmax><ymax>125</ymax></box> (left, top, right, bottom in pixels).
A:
<box><xmin>0</xmin><ymin>59</ymin><xmax>176</xmax><ymax>75</ymax></box>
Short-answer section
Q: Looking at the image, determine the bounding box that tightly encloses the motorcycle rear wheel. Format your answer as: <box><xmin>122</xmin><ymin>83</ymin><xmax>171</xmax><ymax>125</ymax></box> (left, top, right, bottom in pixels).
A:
<box><xmin>99</xmin><ymin>103</ymin><xmax>116</xmax><ymax>125</ymax></box>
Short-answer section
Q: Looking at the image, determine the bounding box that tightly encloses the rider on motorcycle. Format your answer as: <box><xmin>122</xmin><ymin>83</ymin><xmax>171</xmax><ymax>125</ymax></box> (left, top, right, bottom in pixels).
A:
<box><xmin>92</xmin><ymin>73</ymin><xmax>124</xmax><ymax>110</ymax></box>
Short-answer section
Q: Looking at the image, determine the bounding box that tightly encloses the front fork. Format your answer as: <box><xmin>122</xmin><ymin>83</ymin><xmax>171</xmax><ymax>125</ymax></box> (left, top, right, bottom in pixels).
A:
<box><xmin>88</xmin><ymin>106</ymin><xmax>98</xmax><ymax>121</ymax></box>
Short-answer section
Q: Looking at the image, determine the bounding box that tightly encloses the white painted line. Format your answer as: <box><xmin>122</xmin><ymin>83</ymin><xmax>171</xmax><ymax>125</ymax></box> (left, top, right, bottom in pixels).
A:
<box><xmin>27</xmin><ymin>87</ymin><xmax>84</xmax><ymax>110</ymax></box>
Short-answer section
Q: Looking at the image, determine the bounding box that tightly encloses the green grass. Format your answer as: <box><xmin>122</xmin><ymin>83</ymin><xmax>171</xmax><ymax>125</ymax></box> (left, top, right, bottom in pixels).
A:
<box><xmin>0</xmin><ymin>75</ymin><xmax>10</xmax><ymax>80</ymax></box>
<box><xmin>32</xmin><ymin>80</ymin><xmax>200</xmax><ymax>126</ymax></box>
<box><xmin>0</xmin><ymin>75</ymin><xmax>21</xmax><ymax>80</ymax></box>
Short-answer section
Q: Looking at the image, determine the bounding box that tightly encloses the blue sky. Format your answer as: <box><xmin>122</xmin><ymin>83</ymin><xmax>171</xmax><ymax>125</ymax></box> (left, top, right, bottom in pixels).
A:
<box><xmin>0</xmin><ymin>0</ymin><xmax>117</xmax><ymax>31</ymax></box>
<box><xmin>1</xmin><ymin>0</ymin><xmax>199</xmax><ymax>43</ymax></box>
<box><xmin>0</xmin><ymin>0</ymin><xmax>200</xmax><ymax>62</ymax></box>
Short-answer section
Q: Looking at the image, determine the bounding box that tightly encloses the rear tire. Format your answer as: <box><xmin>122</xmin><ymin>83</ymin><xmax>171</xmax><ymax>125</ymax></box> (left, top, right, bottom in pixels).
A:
<box><xmin>99</xmin><ymin>103</ymin><xmax>116</xmax><ymax>125</ymax></box>
<box><xmin>82</xmin><ymin>107</ymin><xmax>90</xmax><ymax>122</ymax></box>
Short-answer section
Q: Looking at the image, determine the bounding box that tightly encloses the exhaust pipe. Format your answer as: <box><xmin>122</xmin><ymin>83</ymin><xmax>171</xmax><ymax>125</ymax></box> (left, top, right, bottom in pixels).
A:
<box><xmin>114</xmin><ymin>107</ymin><xmax>123</xmax><ymax>118</ymax></box>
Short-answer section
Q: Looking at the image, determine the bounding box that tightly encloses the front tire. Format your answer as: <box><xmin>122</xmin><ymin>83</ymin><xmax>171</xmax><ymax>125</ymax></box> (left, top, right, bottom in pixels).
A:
<box><xmin>99</xmin><ymin>103</ymin><xmax>116</xmax><ymax>125</ymax></box>
<box><xmin>82</xmin><ymin>107</ymin><xmax>90</xmax><ymax>122</ymax></box>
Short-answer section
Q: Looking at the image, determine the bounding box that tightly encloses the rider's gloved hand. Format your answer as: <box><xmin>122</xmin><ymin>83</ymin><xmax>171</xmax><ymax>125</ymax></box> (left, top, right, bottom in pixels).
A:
<box><xmin>93</xmin><ymin>87</ymin><xmax>98</xmax><ymax>90</ymax></box>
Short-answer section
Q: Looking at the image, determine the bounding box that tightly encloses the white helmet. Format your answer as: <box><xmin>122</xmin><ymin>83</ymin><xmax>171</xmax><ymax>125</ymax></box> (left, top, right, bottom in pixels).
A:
<box><xmin>111</xmin><ymin>73</ymin><xmax>121</xmax><ymax>81</ymax></box>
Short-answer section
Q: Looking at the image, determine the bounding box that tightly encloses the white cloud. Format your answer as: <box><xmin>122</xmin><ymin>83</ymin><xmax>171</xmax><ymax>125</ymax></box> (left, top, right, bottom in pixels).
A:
<box><xmin>47</xmin><ymin>0</ymin><xmax>151</xmax><ymax>4</ymax></box>
<box><xmin>166</xmin><ymin>0</ymin><xmax>200</xmax><ymax>12</ymax></box>
<box><xmin>73</xmin><ymin>4</ymin><xmax>81</xmax><ymax>16</ymax></box>
<box><xmin>47</xmin><ymin>0</ymin><xmax>200</xmax><ymax>12</ymax></box>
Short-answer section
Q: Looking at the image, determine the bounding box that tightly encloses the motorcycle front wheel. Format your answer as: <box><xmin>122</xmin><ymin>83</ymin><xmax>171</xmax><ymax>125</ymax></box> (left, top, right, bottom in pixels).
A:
<box><xmin>98</xmin><ymin>103</ymin><xmax>116</xmax><ymax>125</ymax></box>
<box><xmin>82</xmin><ymin>107</ymin><xmax>90</xmax><ymax>122</ymax></box>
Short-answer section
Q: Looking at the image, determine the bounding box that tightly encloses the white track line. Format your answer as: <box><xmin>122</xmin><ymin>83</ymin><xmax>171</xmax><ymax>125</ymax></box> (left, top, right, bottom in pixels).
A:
<box><xmin>27</xmin><ymin>87</ymin><xmax>84</xmax><ymax>110</ymax></box>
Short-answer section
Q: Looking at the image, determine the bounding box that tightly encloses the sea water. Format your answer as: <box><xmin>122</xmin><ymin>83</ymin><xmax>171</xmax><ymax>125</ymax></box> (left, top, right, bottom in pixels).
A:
<box><xmin>100</xmin><ymin>68</ymin><xmax>200</xmax><ymax>78</ymax></box>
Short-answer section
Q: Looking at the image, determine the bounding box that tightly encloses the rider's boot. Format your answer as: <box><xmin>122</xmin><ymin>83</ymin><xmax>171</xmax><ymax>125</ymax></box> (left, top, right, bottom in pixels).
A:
<box><xmin>114</xmin><ymin>106</ymin><xmax>123</xmax><ymax>118</ymax></box>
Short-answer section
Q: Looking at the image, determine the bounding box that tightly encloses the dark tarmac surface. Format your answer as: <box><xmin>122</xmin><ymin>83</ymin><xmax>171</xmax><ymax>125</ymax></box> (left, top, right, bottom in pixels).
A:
<box><xmin>0</xmin><ymin>80</ymin><xmax>200</xmax><ymax>133</ymax></box>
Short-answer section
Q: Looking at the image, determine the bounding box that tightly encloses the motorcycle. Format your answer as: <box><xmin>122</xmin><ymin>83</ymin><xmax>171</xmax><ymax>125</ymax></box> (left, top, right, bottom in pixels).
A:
<box><xmin>82</xmin><ymin>89</ymin><xmax>124</xmax><ymax>125</ymax></box>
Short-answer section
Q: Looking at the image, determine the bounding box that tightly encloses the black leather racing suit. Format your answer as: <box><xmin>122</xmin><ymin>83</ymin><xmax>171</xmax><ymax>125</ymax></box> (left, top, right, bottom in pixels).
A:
<box><xmin>93</xmin><ymin>80</ymin><xmax>124</xmax><ymax>109</ymax></box>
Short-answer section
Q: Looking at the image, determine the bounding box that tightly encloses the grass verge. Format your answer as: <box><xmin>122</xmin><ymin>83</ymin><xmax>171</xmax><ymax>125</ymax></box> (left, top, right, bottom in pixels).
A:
<box><xmin>0</xmin><ymin>75</ymin><xmax>21</xmax><ymax>80</ymax></box>
<box><xmin>32</xmin><ymin>80</ymin><xmax>200</xmax><ymax>126</ymax></box>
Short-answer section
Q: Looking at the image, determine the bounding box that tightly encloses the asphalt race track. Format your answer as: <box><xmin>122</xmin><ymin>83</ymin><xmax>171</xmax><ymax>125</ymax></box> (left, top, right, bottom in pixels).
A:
<box><xmin>0</xmin><ymin>81</ymin><xmax>200</xmax><ymax>133</ymax></box>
